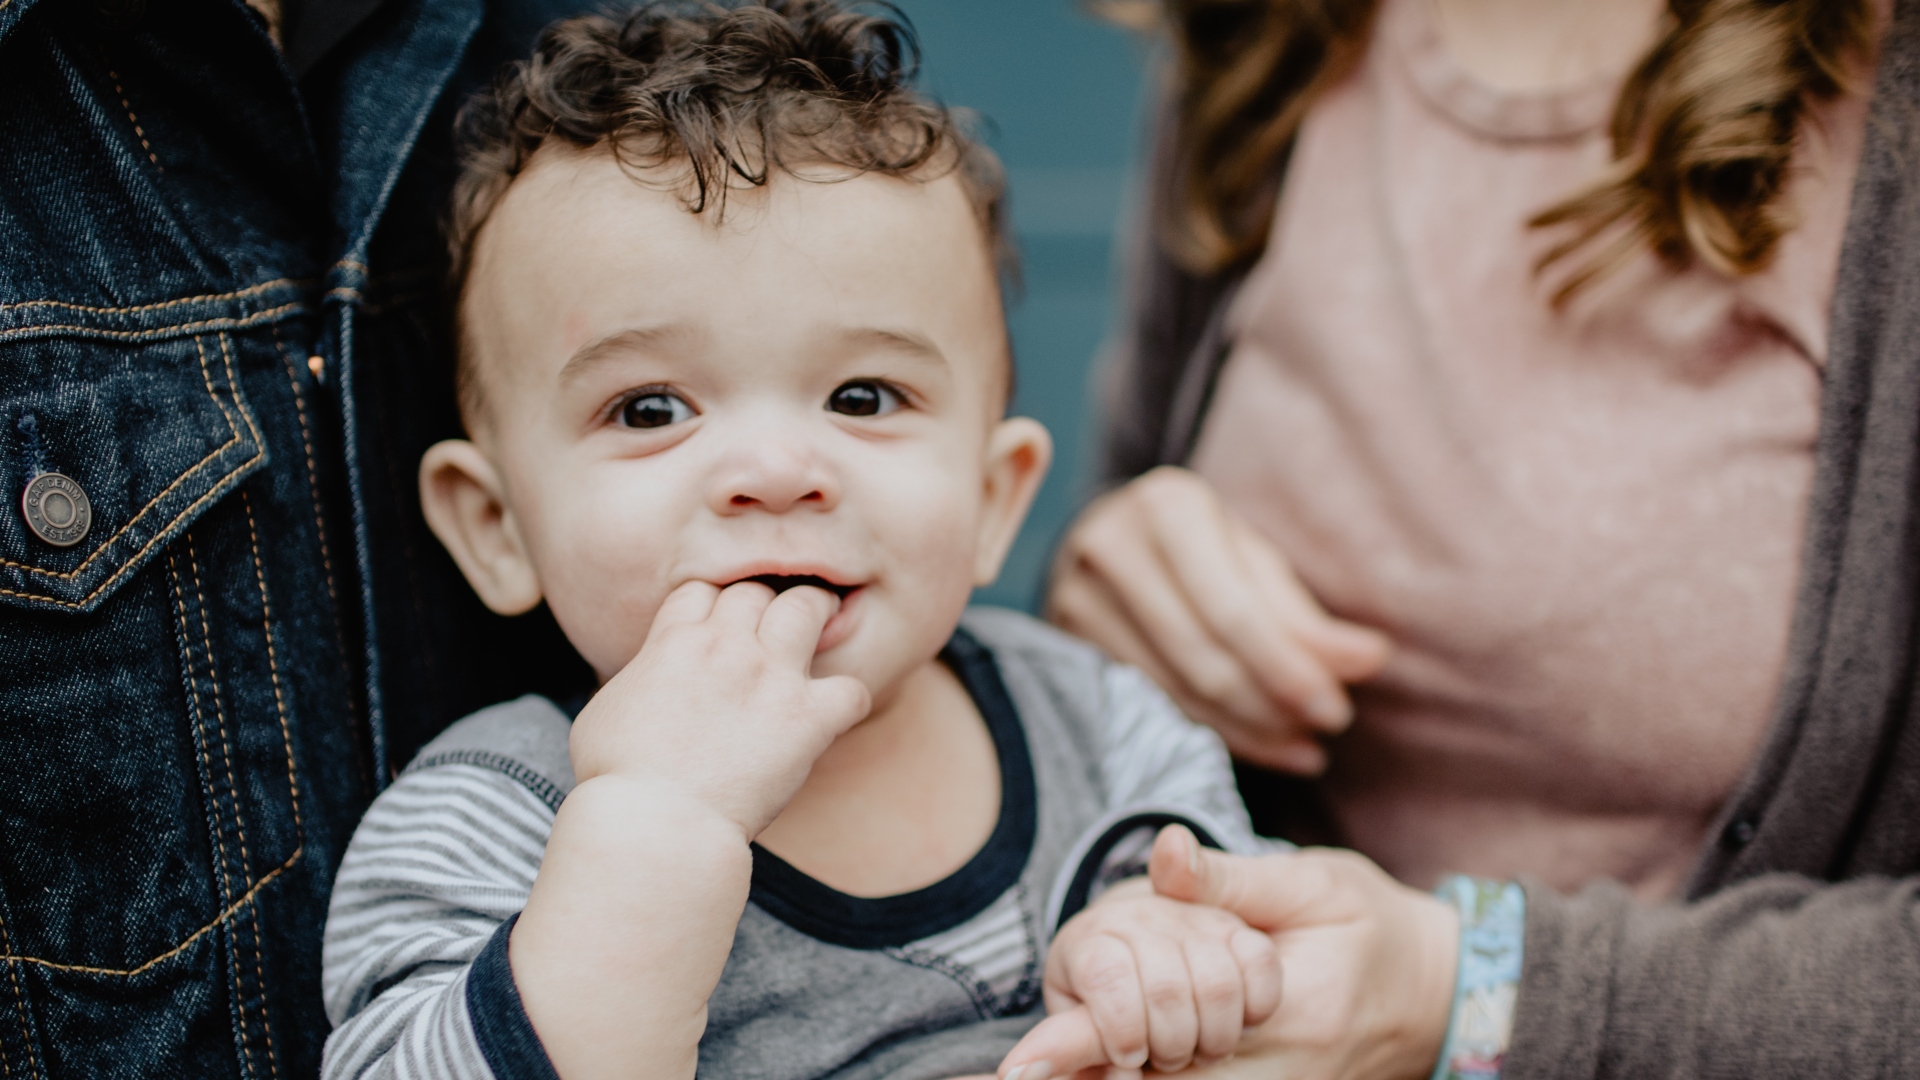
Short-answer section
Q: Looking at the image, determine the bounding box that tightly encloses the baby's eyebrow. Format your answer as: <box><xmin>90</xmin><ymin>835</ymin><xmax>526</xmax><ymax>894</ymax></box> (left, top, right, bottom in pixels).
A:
<box><xmin>559</xmin><ymin>325</ymin><xmax>699</xmax><ymax>383</ymax></box>
<box><xmin>834</xmin><ymin>326</ymin><xmax>947</xmax><ymax>366</ymax></box>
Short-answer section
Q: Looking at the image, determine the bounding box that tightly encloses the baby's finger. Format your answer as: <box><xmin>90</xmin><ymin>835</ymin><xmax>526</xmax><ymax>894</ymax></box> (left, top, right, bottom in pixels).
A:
<box><xmin>804</xmin><ymin>674</ymin><xmax>871</xmax><ymax>740</ymax></box>
<box><xmin>645</xmin><ymin>579</ymin><xmax>721</xmax><ymax>642</ymax></box>
<box><xmin>711</xmin><ymin>577</ymin><xmax>776</xmax><ymax>631</ymax></box>
<box><xmin>996</xmin><ymin>1007</ymin><xmax>1109</xmax><ymax>1080</ymax></box>
<box><xmin>1063</xmin><ymin>934</ymin><xmax>1148</xmax><ymax>1070</ymax></box>
<box><xmin>759</xmin><ymin>584</ymin><xmax>841</xmax><ymax>663</ymax></box>
<box><xmin>1230</xmin><ymin>927</ymin><xmax>1282</xmax><ymax>1026</ymax></box>
<box><xmin>1128</xmin><ymin>934</ymin><xmax>1199</xmax><ymax>1072</ymax></box>
<box><xmin>1182</xmin><ymin>937</ymin><xmax>1246</xmax><ymax>1061</ymax></box>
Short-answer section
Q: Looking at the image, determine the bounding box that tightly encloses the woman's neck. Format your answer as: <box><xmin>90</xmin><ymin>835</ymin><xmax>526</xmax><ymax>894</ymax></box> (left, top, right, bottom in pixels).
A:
<box><xmin>1430</xmin><ymin>0</ymin><xmax>1667</xmax><ymax>91</ymax></box>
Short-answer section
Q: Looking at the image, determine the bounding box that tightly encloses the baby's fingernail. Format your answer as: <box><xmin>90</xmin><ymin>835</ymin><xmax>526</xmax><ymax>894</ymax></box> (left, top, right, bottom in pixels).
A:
<box><xmin>1305</xmin><ymin>691</ymin><xmax>1349</xmax><ymax>728</ymax></box>
<box><xmin>1121</xmin><ymin>1049</ymin><xmax>1150</xmax><ymax>1069</ymax></box>
<box><xmin>1186</xmin><ymin>832</ymin><xmax>1202</xmax><ymax>877</ymax></box>
<box><xmin>1005</xmin><ymin>1063</ymin><xmax>1052</xmax><ymax>1080</ymax></box>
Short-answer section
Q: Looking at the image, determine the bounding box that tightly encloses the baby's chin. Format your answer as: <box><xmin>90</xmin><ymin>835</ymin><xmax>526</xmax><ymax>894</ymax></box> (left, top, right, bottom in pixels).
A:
<box><xmin>809</xmin><ymin>613</ymin><xmax>953</xmax><ymax>707</ymax></box>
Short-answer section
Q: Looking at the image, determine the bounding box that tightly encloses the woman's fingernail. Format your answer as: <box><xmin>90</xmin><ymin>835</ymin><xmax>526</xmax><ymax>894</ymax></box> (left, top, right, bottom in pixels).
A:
<box><xmin>1186</xmin><ymin>831</ymin><xmax>1203</xmax><ymax>876</ymax></box>
<box><xmin>1006</xmin><ymin>1062</ymin><xmax>1052</xmax><ymax>1080</ymax></box>
<box><xmin>1306</xmin><ymin>691</ymin><xmax>1349</xmax><ymax>728</ymax></box>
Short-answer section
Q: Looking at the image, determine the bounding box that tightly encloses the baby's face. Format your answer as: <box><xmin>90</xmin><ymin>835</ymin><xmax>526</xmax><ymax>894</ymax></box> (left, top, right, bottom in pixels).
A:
<box><xmin>426</xmin><ymin>151</ymin><xmax>1049</xmax><ymax>701</ymax></box>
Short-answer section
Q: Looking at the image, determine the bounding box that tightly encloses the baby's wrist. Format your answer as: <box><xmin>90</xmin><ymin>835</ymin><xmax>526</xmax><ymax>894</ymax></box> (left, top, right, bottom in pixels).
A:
<box><xmin>564</xmin><ymin>772</ymin><xmax>758</xmax><ymax>849</ymax></box>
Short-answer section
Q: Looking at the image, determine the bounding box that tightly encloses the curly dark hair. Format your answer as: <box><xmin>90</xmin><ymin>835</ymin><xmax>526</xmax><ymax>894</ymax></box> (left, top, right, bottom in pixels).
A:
<box><xmin>447</xmin><ymin>0</ymin><xmax>1011</xmax><ymax>303</ymax></box>
<box><xmin>1102</xmin><ymin>0</ymin><xmax>1876</xmax><ymax>300</ymax></box>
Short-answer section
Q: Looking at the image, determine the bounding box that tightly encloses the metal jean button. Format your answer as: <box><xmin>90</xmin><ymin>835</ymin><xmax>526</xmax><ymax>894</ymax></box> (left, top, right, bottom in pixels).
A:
<box><xmin>22</xmin><ymin>473</ymin><xmax>92</xmax><ymax>547</ymax></box>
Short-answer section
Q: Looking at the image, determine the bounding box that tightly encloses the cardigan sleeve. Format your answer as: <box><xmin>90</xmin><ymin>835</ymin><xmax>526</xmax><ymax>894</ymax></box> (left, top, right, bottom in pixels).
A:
<box><xmin>1505</xmin><ymin>873</ymin><xmax>1920</xmax><ymax>1079</ymax></box>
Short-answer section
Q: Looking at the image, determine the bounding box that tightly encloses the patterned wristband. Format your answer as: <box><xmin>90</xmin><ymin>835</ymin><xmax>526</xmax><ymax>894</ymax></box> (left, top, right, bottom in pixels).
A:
<box><xmin>1429</xmin><ymin>877</ymin><xmax>1524</xmax><ymax>1080</ymax></box>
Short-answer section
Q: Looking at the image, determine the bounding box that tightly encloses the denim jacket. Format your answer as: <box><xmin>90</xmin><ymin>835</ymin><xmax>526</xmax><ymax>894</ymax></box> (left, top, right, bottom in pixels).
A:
<box><xmin>0</xmin><ymin>1</ymin><xmax>590</xmax><ymax>1075</ymax></box>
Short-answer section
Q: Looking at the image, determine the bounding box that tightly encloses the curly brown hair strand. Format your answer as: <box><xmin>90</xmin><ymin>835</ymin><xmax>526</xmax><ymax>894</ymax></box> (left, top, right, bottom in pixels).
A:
<box><xmin>1124</xmin><ymin>0</ymin><xmax>1876</xmax><ymax>296</ymax></box>
<box><xmin>447</xmin><ymin>0</ymin><xmax>1010</xmax><ymax>297</ymax></box>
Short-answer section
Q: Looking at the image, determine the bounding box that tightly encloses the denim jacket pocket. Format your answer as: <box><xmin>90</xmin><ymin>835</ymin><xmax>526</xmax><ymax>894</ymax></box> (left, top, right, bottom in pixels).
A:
<box><xmin>0</xmin><ymin>283</ymin><xmax>314</xmax><ymax>1075</ymax></box>
<box><xmin>0</xmin><ymin>282</ymin><xmax>295</xmax><ymax>613</ymax></box>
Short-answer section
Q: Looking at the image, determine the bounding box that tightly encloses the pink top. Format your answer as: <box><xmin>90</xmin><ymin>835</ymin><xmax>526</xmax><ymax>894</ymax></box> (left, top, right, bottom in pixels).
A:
<box><xmin>1188</xmin><ymin>0</ymin><xmax>1876</xmax><ymax>897</ymax></box>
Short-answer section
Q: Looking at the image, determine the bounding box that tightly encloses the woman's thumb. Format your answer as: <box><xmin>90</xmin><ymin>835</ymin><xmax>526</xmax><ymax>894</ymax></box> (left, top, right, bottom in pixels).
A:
<box><xmin>1148</xmin><ymin>825</ymin><xmax>1313</xmax><ymax>932</ymax></box>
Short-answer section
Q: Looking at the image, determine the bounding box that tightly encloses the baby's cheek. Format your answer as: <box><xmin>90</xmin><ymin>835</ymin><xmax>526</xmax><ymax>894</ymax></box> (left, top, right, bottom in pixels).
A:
<box><xmin>536</xmin><ymin>529</ymin><xmax>673</xmax><ymax>682</ymax></box>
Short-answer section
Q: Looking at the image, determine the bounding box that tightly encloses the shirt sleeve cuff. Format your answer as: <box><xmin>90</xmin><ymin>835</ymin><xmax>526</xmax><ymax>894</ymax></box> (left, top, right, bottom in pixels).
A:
<box><xmin>1430</xmin><ymin>877</ymin><xmax>1525</xmax><ymax>1080</ymax></box>
<box><xmin>465</xmin><ymin>913</ymin><xmax>562</xmax><ymax>1080</ymax></box>
<box><xmin>1049</xmin><ymin>810</ymin><xmax>1225</xmax><ymax>933</ymax></box>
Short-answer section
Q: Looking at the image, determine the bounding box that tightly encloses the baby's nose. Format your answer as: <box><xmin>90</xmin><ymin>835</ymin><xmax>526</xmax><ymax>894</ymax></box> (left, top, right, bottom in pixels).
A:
<box><xmin>710</xmin><ymin>447</ymin><xmax>838</xmax><ymax>514</ymax></box>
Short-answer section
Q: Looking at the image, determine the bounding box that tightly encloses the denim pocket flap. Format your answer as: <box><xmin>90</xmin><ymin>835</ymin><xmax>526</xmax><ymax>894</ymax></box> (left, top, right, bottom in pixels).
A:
<box><xmin>0</xmin><ymin>288</ymin><xmax>289</xmax><ymax>613</ymax></box>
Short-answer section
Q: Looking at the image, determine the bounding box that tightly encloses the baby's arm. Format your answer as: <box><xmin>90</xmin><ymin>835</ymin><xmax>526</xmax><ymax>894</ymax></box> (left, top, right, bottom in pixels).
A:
<box><xmin>511</xmin><ymin>582</ymin><xmax>868</xmax><ymax>1080</ymax></box>
<box><xmin>998</xmin><ymin>827</ymin><xmax>1282</xmax><ymax>1080</ymax></box>
<box><xmin>321</xmin><ymin>581</ymin><xmax>866</xmax><ymax>1080</ymax></box>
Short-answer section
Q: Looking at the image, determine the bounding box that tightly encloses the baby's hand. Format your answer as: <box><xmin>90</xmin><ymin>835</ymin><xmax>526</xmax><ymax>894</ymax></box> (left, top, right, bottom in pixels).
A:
<box><xmin>568</xmin><ymin>580</ymin><xmax>871</xmax><ymax>838</ymax></box>
<box><xmin>999</xmin><ymin>827</ymin><xmax>1281</xmax><ymax>1079</ymax></box>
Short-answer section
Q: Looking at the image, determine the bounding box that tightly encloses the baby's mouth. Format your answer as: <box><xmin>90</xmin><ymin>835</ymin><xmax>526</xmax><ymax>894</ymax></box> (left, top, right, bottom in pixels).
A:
<box><xmin>744</xmin><ymin>573</ymin><xmax>857</xmax><ymax>600</ymax></box>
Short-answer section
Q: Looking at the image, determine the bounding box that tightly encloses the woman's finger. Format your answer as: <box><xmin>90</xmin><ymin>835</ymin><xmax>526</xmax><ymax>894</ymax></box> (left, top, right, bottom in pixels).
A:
<box><xmin>1072</xmin><ymin>511</ymin><xmax>1292</xmax><ymax>728</ymax></box>
<box><xmin>1138</xmin><ymin>475</ymin><xmax>1357</xmax><ymax>731</ymax></box>
<box><xmin>1149</xmin><ymin>829</ymin><xmax>1330</xmax><ymax>933</ymax></box>
<box><xmin>1136</xmin><ymin>470</ymin><xmax>1351</xmax><ymax>714</ymax></box>
<box><xmin>1052</xmin><ymin>570</ymin><xmax>1329</xmax><ymax>773</ymax></box>
<box><xmin>1226</xmin><ymin>516</ymin><xmax>1390</xmax><ymax>682</ymax></box>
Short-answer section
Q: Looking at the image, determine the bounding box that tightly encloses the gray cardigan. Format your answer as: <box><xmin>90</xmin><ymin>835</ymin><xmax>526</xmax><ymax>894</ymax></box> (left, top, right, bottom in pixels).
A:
<box><xmin>1100</xmin><ymin>1</ymin><xmax>1920</xmax><ymax>1073</ymax></box>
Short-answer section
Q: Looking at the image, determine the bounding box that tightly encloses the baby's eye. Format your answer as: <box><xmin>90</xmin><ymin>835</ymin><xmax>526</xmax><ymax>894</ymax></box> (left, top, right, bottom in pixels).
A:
<box><xmin>827</xmin><ymin>380</ymin><xmax>904</xmax><ymax>417</ymax></box>
<box><xmin>620</xmin><ymin>390</ymin><xmax>695</xmax><ymax>429</ymax></box>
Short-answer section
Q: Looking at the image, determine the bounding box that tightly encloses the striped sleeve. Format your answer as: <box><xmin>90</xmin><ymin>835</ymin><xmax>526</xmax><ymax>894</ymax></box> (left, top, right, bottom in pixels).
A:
<box><xmin>1095</xmin><ymin>661</ymin><xmax>1269</xmax><ymax>854</ymax></box>
<box><xmin>320</xmin><ymin>763</ymin><xmax>556</xmax><ymax>1080</ymax></box>
<box><xmin>1047</xmin><ymin>662</ymin><xmax>1283</xmax><ymax>932</ymax></box>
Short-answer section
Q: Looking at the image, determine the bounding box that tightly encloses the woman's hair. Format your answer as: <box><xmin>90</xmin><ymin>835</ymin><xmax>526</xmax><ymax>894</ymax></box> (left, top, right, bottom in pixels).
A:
<box><xmin>447</xmin><ymin>0</ymin><xmax>1009</xmax><ymax>298</ymax></box>
<box><xmin>1114</xmin><ymin>0</ymin><xmax>1877</xmax><ymax>296</ymax></box>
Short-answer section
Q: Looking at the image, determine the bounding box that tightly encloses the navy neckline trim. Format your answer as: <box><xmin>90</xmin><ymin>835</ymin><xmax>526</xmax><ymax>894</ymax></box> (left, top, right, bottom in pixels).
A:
<box><xmin>747</xmin><ymin>627</ymin><xmax>1038</xmax><ymax>950</ymax></box>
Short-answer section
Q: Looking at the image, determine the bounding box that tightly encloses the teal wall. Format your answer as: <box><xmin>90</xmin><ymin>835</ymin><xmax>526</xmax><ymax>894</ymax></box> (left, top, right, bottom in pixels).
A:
<box><xmin>890</xmin><ymin>1</ymin><xmax>1153</xmax><ymax>611</ymax></box>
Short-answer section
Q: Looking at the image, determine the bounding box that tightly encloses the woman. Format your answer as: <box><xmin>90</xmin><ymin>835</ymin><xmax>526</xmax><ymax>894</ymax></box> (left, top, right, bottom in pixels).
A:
<box><xmin>1040</xmin><ymin>0</ymin><xmax>1920</xmax><ymax>1074</ymax></box>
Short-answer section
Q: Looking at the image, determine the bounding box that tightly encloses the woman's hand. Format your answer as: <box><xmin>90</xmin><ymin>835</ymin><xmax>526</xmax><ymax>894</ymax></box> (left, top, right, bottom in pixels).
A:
<box><xmin>1152</xmin><ymin>828</ymin><xmax>1459</xmax><ymax>1080</ymax></box>
<box><xmin>1046</xmin><ymin>466</ymin><xmax>1390</xmax><ymax>774</ymax></box>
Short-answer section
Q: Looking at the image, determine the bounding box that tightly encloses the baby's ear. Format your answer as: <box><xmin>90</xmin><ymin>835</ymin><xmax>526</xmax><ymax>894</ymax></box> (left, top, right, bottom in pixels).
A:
<box><xmin>973</xmin><ymin>416</ymin><xmax>1053</xmax><ymax>588</ymax></box>
<box><xmin>418</xmin><ymin>439</ymin><xmax>544</xmax><ymax>615</ymax></box>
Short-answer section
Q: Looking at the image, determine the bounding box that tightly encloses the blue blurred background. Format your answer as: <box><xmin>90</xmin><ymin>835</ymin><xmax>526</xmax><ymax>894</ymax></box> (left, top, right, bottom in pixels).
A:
<box><xmin>889</xmin><ymin>0</ymin><xmax>1153</xmax><ymax>611</ymax></box>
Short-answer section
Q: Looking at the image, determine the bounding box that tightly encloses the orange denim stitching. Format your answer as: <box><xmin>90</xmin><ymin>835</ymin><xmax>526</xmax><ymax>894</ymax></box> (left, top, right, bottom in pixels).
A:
<box><xmin>183</xmin><ymin>538</ymin><xmax>265</xmax><ymax>1080</ymax></box>
<box><xmin>0</xmin><ymin>464</ymin><xmax>257</xmax><ymax>609</ymax></box>
<box><xmin>239</xmin><ymin>494</ymin><xmax>295</xmax><ymax>1080</ymax></box>
<box><xmin>0</xmin><ymin>857</ymin><xmax>299</xmax><ymax>979</ymax></box>
<box><xmin>268</xmin><ymin>325</ymin><xmax>342</xmax><ymax>619</ymax></box>
<box><xmin>106</xmin><ymin>69</ymin><xmax>158</xmax><ymax>169</ymax></box>
<box><xmin>241</xmin><ymin>492</ymin><xmax>304</xmax><ymax>835</ymax></box>
<box><xmin>166</xmin><ymin>545</ymin><xmax>251</xmax><ymax>1076</ymax></box>
<box><xmin>0</xmin><ymin>280</ymin><xmax>298</xmax><ymax>317</ymax></box>
<box><xmin>0</xmin><ymin>334</ymin><xmax>246</xmax><ymax>579</ymax></box>
<box><xmin>168</xmin><ymin>549</ymin><xmax>236</xmax><ymax>906</ymax></box>
<box><xmin>0</xmin><ymin>303</ymin><xmax>305</xmax><ymax>346</ymax></box>
<box><xmin>0</xmin><ymin>914</ymin><xmax>27</xmax><ymax>1079</ymax></box>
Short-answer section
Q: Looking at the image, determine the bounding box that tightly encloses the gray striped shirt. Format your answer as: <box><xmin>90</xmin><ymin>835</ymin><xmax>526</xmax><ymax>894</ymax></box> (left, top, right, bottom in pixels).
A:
<box><xmin>322</xmin><ymin>608</ymin><xmax>1263</xmax><ymax>1080</ymax></box>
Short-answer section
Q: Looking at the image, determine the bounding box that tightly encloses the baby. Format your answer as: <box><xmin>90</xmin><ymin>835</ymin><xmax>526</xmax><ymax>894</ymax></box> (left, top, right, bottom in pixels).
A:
<box><xmin>320</xmin><ymin>4</ymin><xmax>1282</xmax><ymax>1079</ymax></box>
